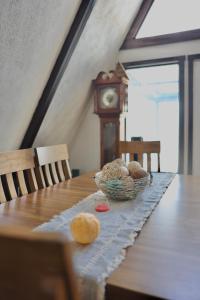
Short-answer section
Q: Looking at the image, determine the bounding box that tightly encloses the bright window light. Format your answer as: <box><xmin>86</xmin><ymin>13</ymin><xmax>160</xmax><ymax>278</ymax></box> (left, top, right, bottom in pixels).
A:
<box><xmin>126</xmin><ymin>64</ymin><xmax>179</xmax><ymax>173</ymax></box>
<box><xmin>137</xmin><ymin>0</ymin><xmax>200</xmax><ymax>38</ymax></box>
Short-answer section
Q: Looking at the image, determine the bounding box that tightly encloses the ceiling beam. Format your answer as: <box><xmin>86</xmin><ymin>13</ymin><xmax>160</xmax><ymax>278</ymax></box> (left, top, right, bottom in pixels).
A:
<box><xmin>20</xmin><ymin>0</ymin><xmax>96</xmax><ymax>149</ymax></box>
<box><xmin>121</xmin><ymin>0</ymin><xmax>154</xmax><ymax>49</ymax></box>
<box><xmin>122</xmin><ymin>29</ymin><xmax>200</xmax><ymax>49</ymax></box>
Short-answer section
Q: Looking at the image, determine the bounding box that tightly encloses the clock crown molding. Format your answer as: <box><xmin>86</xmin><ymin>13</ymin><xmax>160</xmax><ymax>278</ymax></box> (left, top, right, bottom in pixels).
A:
<box><xmin>93</xmin><ymin>63</ymin><xmax>129</xmax><ymax>86</ymax></box>
<box><xmin>93</xmin><ymin>71</ymin><xmax>122</xmax><ymax>85</ymax></box>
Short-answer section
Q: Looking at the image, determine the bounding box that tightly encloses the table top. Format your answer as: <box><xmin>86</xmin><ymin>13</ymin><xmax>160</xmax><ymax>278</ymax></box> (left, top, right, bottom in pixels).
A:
<box><xmin>0</xmin><ymin>172</ymin><xmax>200</xmax><ymax>300</ymax></box>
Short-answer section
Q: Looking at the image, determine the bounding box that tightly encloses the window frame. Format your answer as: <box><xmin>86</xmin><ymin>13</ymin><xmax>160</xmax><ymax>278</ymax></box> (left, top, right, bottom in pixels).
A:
<box><xmin>121</xmin><ymin>0</ymin><xmax>200</xmax><ymax>49</ymax></box>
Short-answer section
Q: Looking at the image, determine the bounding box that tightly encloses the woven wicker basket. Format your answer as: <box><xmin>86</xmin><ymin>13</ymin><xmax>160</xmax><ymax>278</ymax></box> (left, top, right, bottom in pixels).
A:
<box><xmin>95</xmin><ymin>174</ymin><xmax>150</xmax><ymax>201</ymax></box>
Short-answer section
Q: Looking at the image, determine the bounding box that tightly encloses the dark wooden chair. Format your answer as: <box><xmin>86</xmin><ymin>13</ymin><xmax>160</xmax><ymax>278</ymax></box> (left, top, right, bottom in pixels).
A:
<box><xmin>119</xmin><ymin>141</ymin><xmax>161</xmax><ymax>172</ymax></box>
<box><xmin>35</xmin><ymin>144</ymin><xmax>72</xmax><ymax>188</ymax></box>
<box><xmin>0</xmin><ymin>149</ymin><xmax>38</xmax><ymax>202</ymax></box>
<box><xmin>0</xmin><ymin>227</ymin><xmax>79</xmax><ymax>300</ymax></box>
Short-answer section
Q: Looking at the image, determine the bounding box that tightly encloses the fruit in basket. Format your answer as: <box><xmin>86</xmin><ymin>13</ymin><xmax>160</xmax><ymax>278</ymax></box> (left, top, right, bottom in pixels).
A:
<box><xmin>119</xmin><ymin>166</ymin><xmax>129</xmax><ymax>176</ymax></box>
<box><xmin>130</xmin><ymin>167</ymin><xmax>148</xmax><ymax>179</ymax></box>
<box><xmin>112</xmin><ymin>158</ymin><xmax>126</xmax><ymax>167</ymax></box>
<box><xmin>102</xmin><ymin>162</ymin><xmax>129</xmax><ymax>180</ymax></box>
<box><xmin>70</xmin><ymin>212</ymin><xmax>100</xmax><ymax>244</ymax></box>
<box><xmin>94</xmin><ymin>159</ymin><xmax>149</xmax><ymax>201</ymax></box>
<box><xmin>127</xmin><ymin>161</ymin><xmax>141</xmax><ymax>173</ymax></box>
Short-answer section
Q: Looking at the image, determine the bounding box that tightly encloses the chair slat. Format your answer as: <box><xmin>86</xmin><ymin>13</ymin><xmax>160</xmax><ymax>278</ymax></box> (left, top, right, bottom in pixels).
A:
<box><xmin>0</xmin><ymin>177</ymin><xmax>6</xmax><ymax>203</ymax></box>
<box><xmin>137</xmin><ymin>153</ymin><xmax>143</xmax><ymax>166</ymax></box>
<box><xmin>43</xmin><ymin>165</ymin><xmax>53</xmax><ymax>186</ymax></box>
<box><xmin>158</xmin><ymin>153</ymin><xmax>161</xmax><ymax>172</ymax></box>
<box><xmin>50</xmin><ymin>163</ymin><xmax>59</xmax><ymax>184</ymax></box>
<box><xmin>6</xmin><ymin>173</ymin><xmax>17</xmax><ymax>199</ymax></box>
<box><xmin>56</xmin><ymin>161</ymin><xmax>65</xmax><ymax>181</ymax></box>
<box><xmin>35</xmin><ymin>166</ymin><xmax>46</xmax><ymax>189</ymax></box>
<box><xmin>26</xmin><ymin>168</ymin><xmax>38</xmax><ymax>192</ymax></box>
<box><xmin>62</xmin><ymin>160</ymin><xmax>72</xmax><ymax>179</ymax></box>
<box><xmin>147</xmin><ymin>154</ymin><xmax>151</xmax><ymax>173</ymax></box>
<box><xmin>17</xmin><ymin>171</ymin><xmax>28</xmax><ymax>195</ymax></box>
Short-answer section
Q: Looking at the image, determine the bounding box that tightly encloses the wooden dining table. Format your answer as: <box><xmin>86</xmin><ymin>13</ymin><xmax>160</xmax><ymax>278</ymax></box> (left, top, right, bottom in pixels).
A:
<box><xmin>0</xmin><ymin>172</ymin><xmax>200</xmax><ymax>300</ymax></box>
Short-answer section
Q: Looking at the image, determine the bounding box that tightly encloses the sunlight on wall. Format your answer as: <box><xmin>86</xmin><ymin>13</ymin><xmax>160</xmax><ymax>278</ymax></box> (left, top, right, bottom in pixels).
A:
<box><xmin>126</xmin><ymin>65</ymin><xmax>179</xmax><ymax>173</ymax></box>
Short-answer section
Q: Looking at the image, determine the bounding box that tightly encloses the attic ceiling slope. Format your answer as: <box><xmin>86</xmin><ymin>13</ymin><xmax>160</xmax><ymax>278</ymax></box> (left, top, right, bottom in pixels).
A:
<box><xmin>0</xmin><ymin>0</ymin><xmax>81</xmax><ymax>151</ymax></box>
<box><xmin>33</xmin><ymin>0</ymin><xmax>142</xmax><ymax>172</ymax></box>
<box><xmin>20</xmin><ymin>0</ymin><xmax>97</xmax><ymax>149</ymax></box>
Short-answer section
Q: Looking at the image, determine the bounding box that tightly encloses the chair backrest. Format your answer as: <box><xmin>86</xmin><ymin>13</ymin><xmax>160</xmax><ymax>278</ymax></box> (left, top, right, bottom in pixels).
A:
<box><xmin>119</xmin><ymin>141</ymin><xmax>161</xmax><ymax>172</ymax></box>
<box><xmin>0</xmin><ymin>149</ymin><xmax>38</xmax><ymax>203</ymax></box>
<box><xmin>35</xmin><ymin>144</ymin><xmax>72</xmax><ymax>188</ymax></box>
<box><xmin>0</xmin><ymin>227</ymin><xmax>79</xmax><ymax>300</ymax></box>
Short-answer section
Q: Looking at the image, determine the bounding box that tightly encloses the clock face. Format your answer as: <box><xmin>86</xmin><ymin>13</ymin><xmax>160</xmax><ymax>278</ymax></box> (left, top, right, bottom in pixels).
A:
<box><xmin>99</xmin><ymin>87</ymin><xmax>119</xmax><ymax>109</ymax></box>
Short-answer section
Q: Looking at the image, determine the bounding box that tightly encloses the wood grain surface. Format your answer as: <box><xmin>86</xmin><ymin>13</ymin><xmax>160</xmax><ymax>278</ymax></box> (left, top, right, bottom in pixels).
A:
<box><xmin>106</xmin><ymin>175</ymin><xmax>200</xmax><ymax>300</ymax></box>
<box><xmin>0</xmin><ymin>172</ymin><xmax>96</xmax><ymax>228</ymax></box>
<box><xmin>0</xmin><ymin>227</ymin><xmax>80</xmax><ymax>300</ymax></box>
<box><xmin>0</xmin><ymin>172</ymin><xmax>199</xmax><ymax>300</ymax></box>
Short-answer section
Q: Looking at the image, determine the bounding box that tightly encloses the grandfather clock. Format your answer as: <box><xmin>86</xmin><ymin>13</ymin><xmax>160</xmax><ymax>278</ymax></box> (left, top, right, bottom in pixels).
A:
<box><xmin>93</xmin><ymin>64</ymin><xmax>128</xmax><ymax>167</ymax></box>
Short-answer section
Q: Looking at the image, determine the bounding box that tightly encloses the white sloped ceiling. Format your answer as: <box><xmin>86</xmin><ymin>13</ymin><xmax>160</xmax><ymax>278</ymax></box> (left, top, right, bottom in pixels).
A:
<box><xmin>34</xmin><ymin>0</ymin><xmax>142</xmax><ymax>172</ymax></box>
<box><xmin>0</xmin><ymin>0</ymin><xmax>81</xmax><ymax>150</ymax></box>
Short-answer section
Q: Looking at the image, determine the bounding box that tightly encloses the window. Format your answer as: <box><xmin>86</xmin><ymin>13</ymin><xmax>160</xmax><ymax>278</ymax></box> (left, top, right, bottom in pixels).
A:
<box><xmin>121</xmin><ymin>0</ymin><xmax>200</xmax><ymax>49</ymax></box>
<box><xmin>126</xmin><ymin>64</ymin><xmax>179</xmax><ymax>172</ymax></box>
<box><xmin>137</xmin><ymin>0</ymin><xmax>200</xmax><ymax>38</ymax></box>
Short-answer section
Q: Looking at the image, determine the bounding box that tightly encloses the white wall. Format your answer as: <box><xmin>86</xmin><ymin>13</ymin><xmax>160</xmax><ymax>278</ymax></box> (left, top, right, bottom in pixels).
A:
<box><xmin>69</xmin><ymin>95</ymin><xmax>100</xmax><ymax>173</ymax></box>
<box><xmin>192</xmin><ymin>60</ymin><xmax>200</xmax><ymax>175</ymax></box>
<box><xmin>34</xmin><ymin>0</ymin><xmax>142</xmax><ymax>173</ymax></box>
<box><xmin>119</xmin><ymin>40</ymin><xmax>200</xmax><ymax>174</ymax></box>
<box><xmin>0</xmin><ymin>0</ymin><xmax>81</xmax><ymax>151</ymax></box>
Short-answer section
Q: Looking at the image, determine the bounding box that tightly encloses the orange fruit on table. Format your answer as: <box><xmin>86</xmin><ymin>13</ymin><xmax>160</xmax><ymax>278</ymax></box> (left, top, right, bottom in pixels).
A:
<box><xmin>70</xmin><ymin>212</ymin><xmax>100</xmax><ymax>244</ymax></box>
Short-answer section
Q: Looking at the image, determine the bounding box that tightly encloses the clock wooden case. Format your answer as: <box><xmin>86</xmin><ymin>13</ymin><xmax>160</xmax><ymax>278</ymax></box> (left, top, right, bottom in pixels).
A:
<box><xmin>93</xmin><ymin>69</ymin><xmax>128</xmax><ymax>167</ymax></box>
<box><xmin>94</xmin><ymin>71</ymin><xmax>126</xmax><ymax>115</ymax></box>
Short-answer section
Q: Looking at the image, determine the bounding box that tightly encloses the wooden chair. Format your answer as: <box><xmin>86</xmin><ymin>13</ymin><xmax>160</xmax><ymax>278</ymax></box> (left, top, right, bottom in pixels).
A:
<box><xmin>35</xmin><ymin>144</ymin><xmax>72</xmax><ymax>188</ymax></box>
<box><xmin>0</xmin><ymin>149</ymin><xmax>38</xmax><ymax>203</ymax></box>
<box><xmin>119</xmin><ymin>141</ymin><xmax>161</xmax><ymax>172</ymax></box>
<box><xmin>0</xmin><ymin>227</ymin><xmax>79</xmax><ymax>300</ymax></box>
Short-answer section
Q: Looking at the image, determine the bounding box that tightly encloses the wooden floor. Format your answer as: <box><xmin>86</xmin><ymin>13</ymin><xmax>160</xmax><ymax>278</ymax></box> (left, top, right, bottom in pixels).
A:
<box><xmin>0</xmin><ymin>172</ymin><xmax>200</xmax><ymax>299</ymax></box>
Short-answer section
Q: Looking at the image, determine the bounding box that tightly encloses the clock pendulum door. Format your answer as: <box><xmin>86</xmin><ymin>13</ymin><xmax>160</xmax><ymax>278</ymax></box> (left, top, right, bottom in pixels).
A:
<box><xmin>100</xmin><ymin>117</ymin><xmax>120</xmax><ymax>167</ymax></box>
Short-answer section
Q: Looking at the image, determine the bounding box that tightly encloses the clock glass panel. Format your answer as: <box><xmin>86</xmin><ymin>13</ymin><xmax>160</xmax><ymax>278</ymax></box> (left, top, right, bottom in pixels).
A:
<box><xmin>99</xmin><ymin>87</ymin><xmax>118</xmax><ymax>109</ymax></box>
<box><xmin>103</xmin><ymin>122</ymin><xmax>117</xmax><ymax>163</ymax></box>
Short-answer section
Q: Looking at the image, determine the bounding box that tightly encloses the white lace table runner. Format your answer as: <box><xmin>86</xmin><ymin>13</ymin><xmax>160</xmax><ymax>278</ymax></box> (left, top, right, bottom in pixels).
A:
<box><xmin>35</xmin><ymin>172</ymin><xmax>175</xmax><ymax>300</ymax></box>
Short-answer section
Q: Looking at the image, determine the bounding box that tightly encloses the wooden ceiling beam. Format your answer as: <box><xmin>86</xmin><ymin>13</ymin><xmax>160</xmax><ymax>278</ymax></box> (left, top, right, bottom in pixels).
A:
<box><xmin>121</xmin><ymin>0</ymin><xmax>154</xmax><ymax>49</ymax></box>
<box><xmin>122</xmin><ymin>28</ymin><xmax>200</xmax><ymax>49</ymax></box>
<box><xmin>20</xmin><ymin>0</ymin><xmax>96</xmax><ymax>149</ymax></box>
